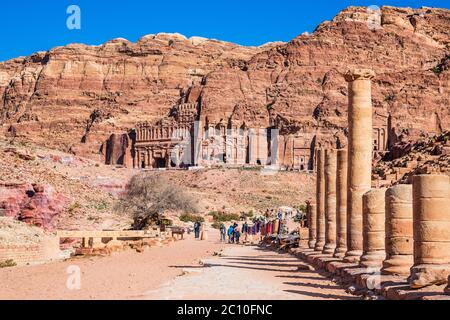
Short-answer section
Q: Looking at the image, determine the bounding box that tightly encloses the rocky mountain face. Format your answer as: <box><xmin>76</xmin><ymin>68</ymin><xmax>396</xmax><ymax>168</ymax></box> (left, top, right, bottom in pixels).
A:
<box><xmin>196</xmin><ymin>6</ymin><xmax>449</xmax><ymax>149</ymax></box>
<box><xmin>1</xmin><ymin>6</ymin><xmax>449</xmax><ymax>163</ymax></box>
<box><xmin>0</xmin><ymin>33</ymin><xmax>275</xmax><ymax>159</ymax></box>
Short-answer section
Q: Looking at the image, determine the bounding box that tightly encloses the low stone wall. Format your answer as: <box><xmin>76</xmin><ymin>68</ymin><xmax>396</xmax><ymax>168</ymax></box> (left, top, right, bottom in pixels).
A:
<box><xmin>0</xmin><ymin>237</ymin><xmax>61</xmax><ymax>266</ymax></box>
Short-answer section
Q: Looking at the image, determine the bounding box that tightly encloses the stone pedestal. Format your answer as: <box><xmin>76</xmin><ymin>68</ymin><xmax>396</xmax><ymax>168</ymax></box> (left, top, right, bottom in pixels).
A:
<box><xmin>343</xmin><ymin>69</ymin><xmax>375</xmax><ymax>263</ymax></box>
<box><xmin>200</xmin><ymin>230</ymin><xmax>208</xmax><ymax>241</ymax></box>
<box><xmin>334</xmin><ymin>149</ymin><xmax>348</xmax><ymax>258</ymax></box>
<box><xmin>314</xmin><ymin>149</ymin><xmax>326</xmax><ymax>252</ymax></box>
<box><xmin>307</xmin><ymin>202</ymin><xmax>317</xmax><ymax>249</ymax></box>
<box><xmin>273</xmin><ymin>219</ymin><xmax>280</xmax><ymax>235</ymax></box>
<box><xmin>382</xmin><ymin>184</ymin><xmax>414</xmax><ymax>276</ymax></box>
<box><xmin>360</xmin><ymin>188</ymin><xmax>386</xmax><ymax>268</ymax></box>
<box><xmin>409</xmin><ymin>175</ymin><xmax>450</xmax><ymax>289</ymax></box>
<box><xmin>323</xmin><ymin>149</ymin><xmax>337</xmax><ymax>255</ymax></box>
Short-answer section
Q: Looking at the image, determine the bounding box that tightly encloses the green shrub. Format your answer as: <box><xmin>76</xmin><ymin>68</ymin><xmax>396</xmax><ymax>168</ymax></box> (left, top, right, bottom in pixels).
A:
<box><xmin>68</xmin><ymin>201</ymin><xmax>81</xmax><ymax>215</ymax></box>
<box><xmin>432</xmin><ymin>66</ymin><xmax>443</xmax><ymax>75</ymax></box>
<box><xmin>211</xmin><ymin>221</ymin><xmax>222</xmax><ymax>229</ymax></box>
<box><xmin>210</xmin><ymin>211</ymin><xmax>240</xmax><ymax>222</ymax></box>
<box><xmin>0</xmin><ymin>259</ymin><xmax>17</xmax><ymax>268</ymax></box>
<box><xmin>180</xmin><ymin>213</ymin><xmax>204</xmax><ymax>223</ymax></box>
<box><xmin>92</xmin><ymin>200</ymin><xmax>108</xmax><ymax>211</ymax></box>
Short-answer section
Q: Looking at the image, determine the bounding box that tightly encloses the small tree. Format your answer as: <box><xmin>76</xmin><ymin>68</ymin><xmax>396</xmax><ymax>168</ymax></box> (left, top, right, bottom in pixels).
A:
<box><xmin>116</xmin><ymin>173</ymin><xmax>199</xmax><ymax>230</ymax></box>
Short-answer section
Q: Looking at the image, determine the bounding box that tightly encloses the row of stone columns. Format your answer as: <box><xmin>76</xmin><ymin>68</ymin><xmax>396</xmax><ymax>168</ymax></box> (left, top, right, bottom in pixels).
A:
<box><xmin>308</xmin><ymin>68</ymin><xmax>450</xmax><ymax>290</ymax></box>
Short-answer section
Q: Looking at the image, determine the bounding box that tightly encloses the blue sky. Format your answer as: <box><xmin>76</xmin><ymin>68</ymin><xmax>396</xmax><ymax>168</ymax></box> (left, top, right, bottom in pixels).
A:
<box><xmin>0</xmin><ymin>0</ymin><xmax>448</xmax><ymax>62</ymax></box>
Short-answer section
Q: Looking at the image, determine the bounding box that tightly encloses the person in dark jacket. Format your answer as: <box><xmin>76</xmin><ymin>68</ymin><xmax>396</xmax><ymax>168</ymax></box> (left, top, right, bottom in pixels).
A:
<box><xmin>194</xmin><ymin>221</ymin><xmax>201</xmax><ymax>239</ymax></box>
<box><xmin>219</xmin><ymin>223</ymin><xmax>226</xmax><ymax>242</ymax></box>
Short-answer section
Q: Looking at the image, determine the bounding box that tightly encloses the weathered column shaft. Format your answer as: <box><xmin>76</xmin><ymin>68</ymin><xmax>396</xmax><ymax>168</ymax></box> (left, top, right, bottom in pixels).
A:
<box><xmin>334</xmin><ymin>149</ymin><xmax>348</xmax><ymax>258</ymax></box>
<box><xmin>360</xmin><ymin>188</ymin><xmax>386</xmax><ymax>268</ymax></box>
<box><xmin>344</xmin><ymin>69</ymin><xmax>375</xmax><ymax>263</ymax></box>
<box><xmin>308</xmin><ymin>202</ymin><xmax>317</xmax><ymax>249</ymax></box>
<box><xmin>382</xmin><ymin>184</ymin><xmax>413</xmax><ymax>276</ymax></box>
<box><xmin>409</xmin><ymin>174</ymin><xmax>450</xmax><ymax>289</ymax></box>
<box><xmin>445</xmin><ymin>276</ymin><xmax>450</xmax><ymax>295</ymax></box>
<box><xmin>323</xmin><ymin>149</ymin><xmax>337</xmax><ymax>255</ymax></box>
<box><xmin>314</xmin><ymin>149</ymin><xmax>326</xmax><ymax>251</ymax></box>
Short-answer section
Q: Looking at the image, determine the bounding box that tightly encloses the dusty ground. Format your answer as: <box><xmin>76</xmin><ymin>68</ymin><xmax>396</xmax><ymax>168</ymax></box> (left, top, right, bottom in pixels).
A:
<box><xmin>0</xmin><ymin>231</ymin><xmax>224</xmax><ymax>300</ymax></box>
<box><xmin>143</xmin><ymin>243</ymin><xmax>357</xmax><ymax>300</ymax></box>
<box><xmin>0</xmin><ymin>230</ymin><xmax>355</xmax><ymax>300</ymax></box>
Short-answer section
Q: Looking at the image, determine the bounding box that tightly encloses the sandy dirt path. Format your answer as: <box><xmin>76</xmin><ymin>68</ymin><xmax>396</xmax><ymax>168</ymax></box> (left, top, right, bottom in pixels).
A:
<box><xmin>0</xmin><ymin>232</ymin><xmax>225</xmax><ymax>300</ymax></box>
<box><xmin>1</xmin><ymin>230</ymin><xmax>356</xmax><ymax>300</ymax></box>
<box><xmin>142</xmin><ymin>244</ymin><xmax>358</xmax><ymax>300</ymax></box>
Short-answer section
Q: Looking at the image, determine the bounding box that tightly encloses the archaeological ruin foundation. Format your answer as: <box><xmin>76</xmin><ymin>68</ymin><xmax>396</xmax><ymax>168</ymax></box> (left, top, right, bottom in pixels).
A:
<box><xmin>301</xmin><ymin>67</ymin><xmax>450</xmax><ymax>299</ymax></box>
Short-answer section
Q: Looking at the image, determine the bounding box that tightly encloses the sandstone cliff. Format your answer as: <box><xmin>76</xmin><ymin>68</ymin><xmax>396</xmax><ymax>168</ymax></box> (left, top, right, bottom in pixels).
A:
<box><xmin>1</xmin><ymin>6</ymin><xmax>449</xmax><ymax>163</ymax></box>
<box><xmin>0</xmin><ymin>33</ymin><xmax>274</xmax><ymax>159</ymax></box>
<box><xmin>197</xmin><ymin>6</ymin><xmax>449</xmax><ymax>148</ymax></box>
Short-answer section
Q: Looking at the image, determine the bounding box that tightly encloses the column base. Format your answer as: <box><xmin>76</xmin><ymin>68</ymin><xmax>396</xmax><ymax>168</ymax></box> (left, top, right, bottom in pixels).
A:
<box><xmin>381</xmin><ymin>255</ymin><xmax>414</xmax><ymax>276</ymax></box>
<box><xmin>409</xmin><ymin>264</ymin><xmax>450</xmax><ymax>289</ymax></box>
<box><xmin>299</xmin><ymin>239</ymin><xmax>309</xmax><ymax>249</ymax></box>
<box><xmin>322</xmin><ymin>244</ymin><xmax>336</xmax><ymax>255</ymax></box>
<box><xmin>308</xmin><ymin>240</ymin><xmax>316</xmax><ymax>249</ymax></box>
<box><xmin>359</xmin><ymin>251</ymin><xmax>385</xmax><ymax>268</ymax></box>
<box><xmin>343</xmin><ymin>250</ymin><xmax>362</xmax><ymax>263</ymax></box>
<box><xmin>333</xmin><ymin>247</ymin><xmax>347</xmax><ymax>259</ymax></box>
<box><xmin>314</xmin><ymin>240</ymin><xmax>325</xmax><ymax>252</ymax></box>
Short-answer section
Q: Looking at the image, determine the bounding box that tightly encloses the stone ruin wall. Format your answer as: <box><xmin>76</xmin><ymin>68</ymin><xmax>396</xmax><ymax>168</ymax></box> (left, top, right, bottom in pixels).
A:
<box><xmin>0</xmin><ymin>237</ymin><xmax>60</xmax><ymax>266</ymax></box>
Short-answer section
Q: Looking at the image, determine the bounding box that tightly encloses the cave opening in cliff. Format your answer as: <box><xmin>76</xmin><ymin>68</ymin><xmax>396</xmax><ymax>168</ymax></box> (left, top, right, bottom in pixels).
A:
<box><xmin>155</xmin><ymin>158</ymin><xmax>166</xmax><ymax>168</ymax></box>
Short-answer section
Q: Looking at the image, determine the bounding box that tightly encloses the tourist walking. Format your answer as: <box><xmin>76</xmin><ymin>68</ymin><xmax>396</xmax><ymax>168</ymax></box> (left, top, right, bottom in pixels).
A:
<box><xmin>219</xmin><ymin>223</ymin><xmax>226</xmax><ymax>242</ymax></box>
<box><xmin>234</xmin><ymin>226</ymin><xmax>241</xmax><ymax>244</ymax></box>
<box><xmin>242</xmin><ymin>221</ymin><xmax>248</xmax><ymax>243</ymax></box>
<box><xmin>227</xmin><ymin>224</ymin><xmax>235</xmax><ymax>243</ymax></box>
<box><xmin>194</xmin><ymin>221</ymin><xmax>201</xmax><ymax>239</ymax></box>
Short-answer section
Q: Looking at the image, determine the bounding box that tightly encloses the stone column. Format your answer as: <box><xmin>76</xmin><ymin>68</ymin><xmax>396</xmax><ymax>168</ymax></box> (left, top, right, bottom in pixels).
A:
<box><xmin>343</xmin><ymin>69</ymin><xmax>375</xmax><ymax>263</ymax></box>
<box><xmin>323</xmin><ymin>149</ymin><xmax>337</xmax><ymax>255</ymax></box>
<box><xmin>334</xmin><ymin>149</ymin><xmax>348</xmax><ymax>258</ymax></box>
<box><xmin>382</xmin><ymin>184</ymin><xmax>414</xmax><ymax>276</ymax></box>
<box><xmin>409</xmin><ymin>174</ymin><xmax>450</xmax><ymax>289</ymax></box>
<box><xmin>308</xmin><ymin>202</ymin><xmax>317</xmax><ymax>249</ymax></box>
<box><xmin>445</xmin><ymin>276</ymin><xmax>450</xmax><ymax>295</ymax></box>
<box><xmin>314</xmin><ymin>149</ymin><xmax>326</xmax><ymax>252</ymax></box>
<box><xmin>360</xmin><ymin>188</ymin><xmax>386</xmax><ymax>268</ymax></box>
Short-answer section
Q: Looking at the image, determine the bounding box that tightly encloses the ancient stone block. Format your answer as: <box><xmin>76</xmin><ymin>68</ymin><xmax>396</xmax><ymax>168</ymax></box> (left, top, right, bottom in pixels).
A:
<box><xmin>360</xmin><ymin>188</ymin><xmax>386</xmax><ymax>268</ymax></box>
<box><xmin>409</xmin><ymin>174</ymin><xmax>450</xmax><ymax>289</ymax></box>
<box><xmin>382</xmin><ymin>184</ymin><xmax>414</xmax><ymax>276</ymax></box>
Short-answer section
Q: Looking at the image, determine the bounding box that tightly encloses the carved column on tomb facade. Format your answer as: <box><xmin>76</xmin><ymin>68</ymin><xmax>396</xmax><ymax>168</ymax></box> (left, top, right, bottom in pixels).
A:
<box><xmin>382</xmin><ymin>184</ymin><xmax>414</xmax><ymax>276</ymax></box>
<box><xmin>334</xmin><ymin>149</ymin><xmax>348</xmax><ymax>258</ymax></box>
<box><xmin>360</xmin><ymin>188</ymin><xmax>386</xmax><ymax>268</ymax></box>
<box><xmin>343</xmin><ymin>69</ymin><xmax>375</xmax><ymax>263</ymax></box>
<box><xmin>314</xmin><ymin>149</ymin><xmax>326</xmax><ymax>251</ymax></box>
<box><xmin>323</xmin><ymin>149</ymin><xmax>337</xmax><ymax>255</ymax></box>
<box><xmin>409</xmin><ymin>174</ymin><xmax>450</xmax><ymax>289</ymax></box>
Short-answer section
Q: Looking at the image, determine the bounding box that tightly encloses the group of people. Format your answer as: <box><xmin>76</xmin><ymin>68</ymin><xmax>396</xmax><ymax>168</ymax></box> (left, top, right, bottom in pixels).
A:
<box><xmin>219</xmin><ymin>222</ymin><xmax>250</xmax><ymax>244</ymax></box>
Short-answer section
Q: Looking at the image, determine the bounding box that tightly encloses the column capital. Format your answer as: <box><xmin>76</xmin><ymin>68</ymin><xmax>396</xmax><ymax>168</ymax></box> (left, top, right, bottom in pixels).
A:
<box><xmin>345</xmin><ymin>69</ymin><xmax>376</xmax><ymax>82</ymax></box>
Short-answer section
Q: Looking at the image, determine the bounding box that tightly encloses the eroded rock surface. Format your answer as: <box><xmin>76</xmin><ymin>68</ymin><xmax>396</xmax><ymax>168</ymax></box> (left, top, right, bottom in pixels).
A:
<box><xmin>0</xmin><ymin>7</ymin><xmax>448</xmax><ymax>164</ymax></box>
